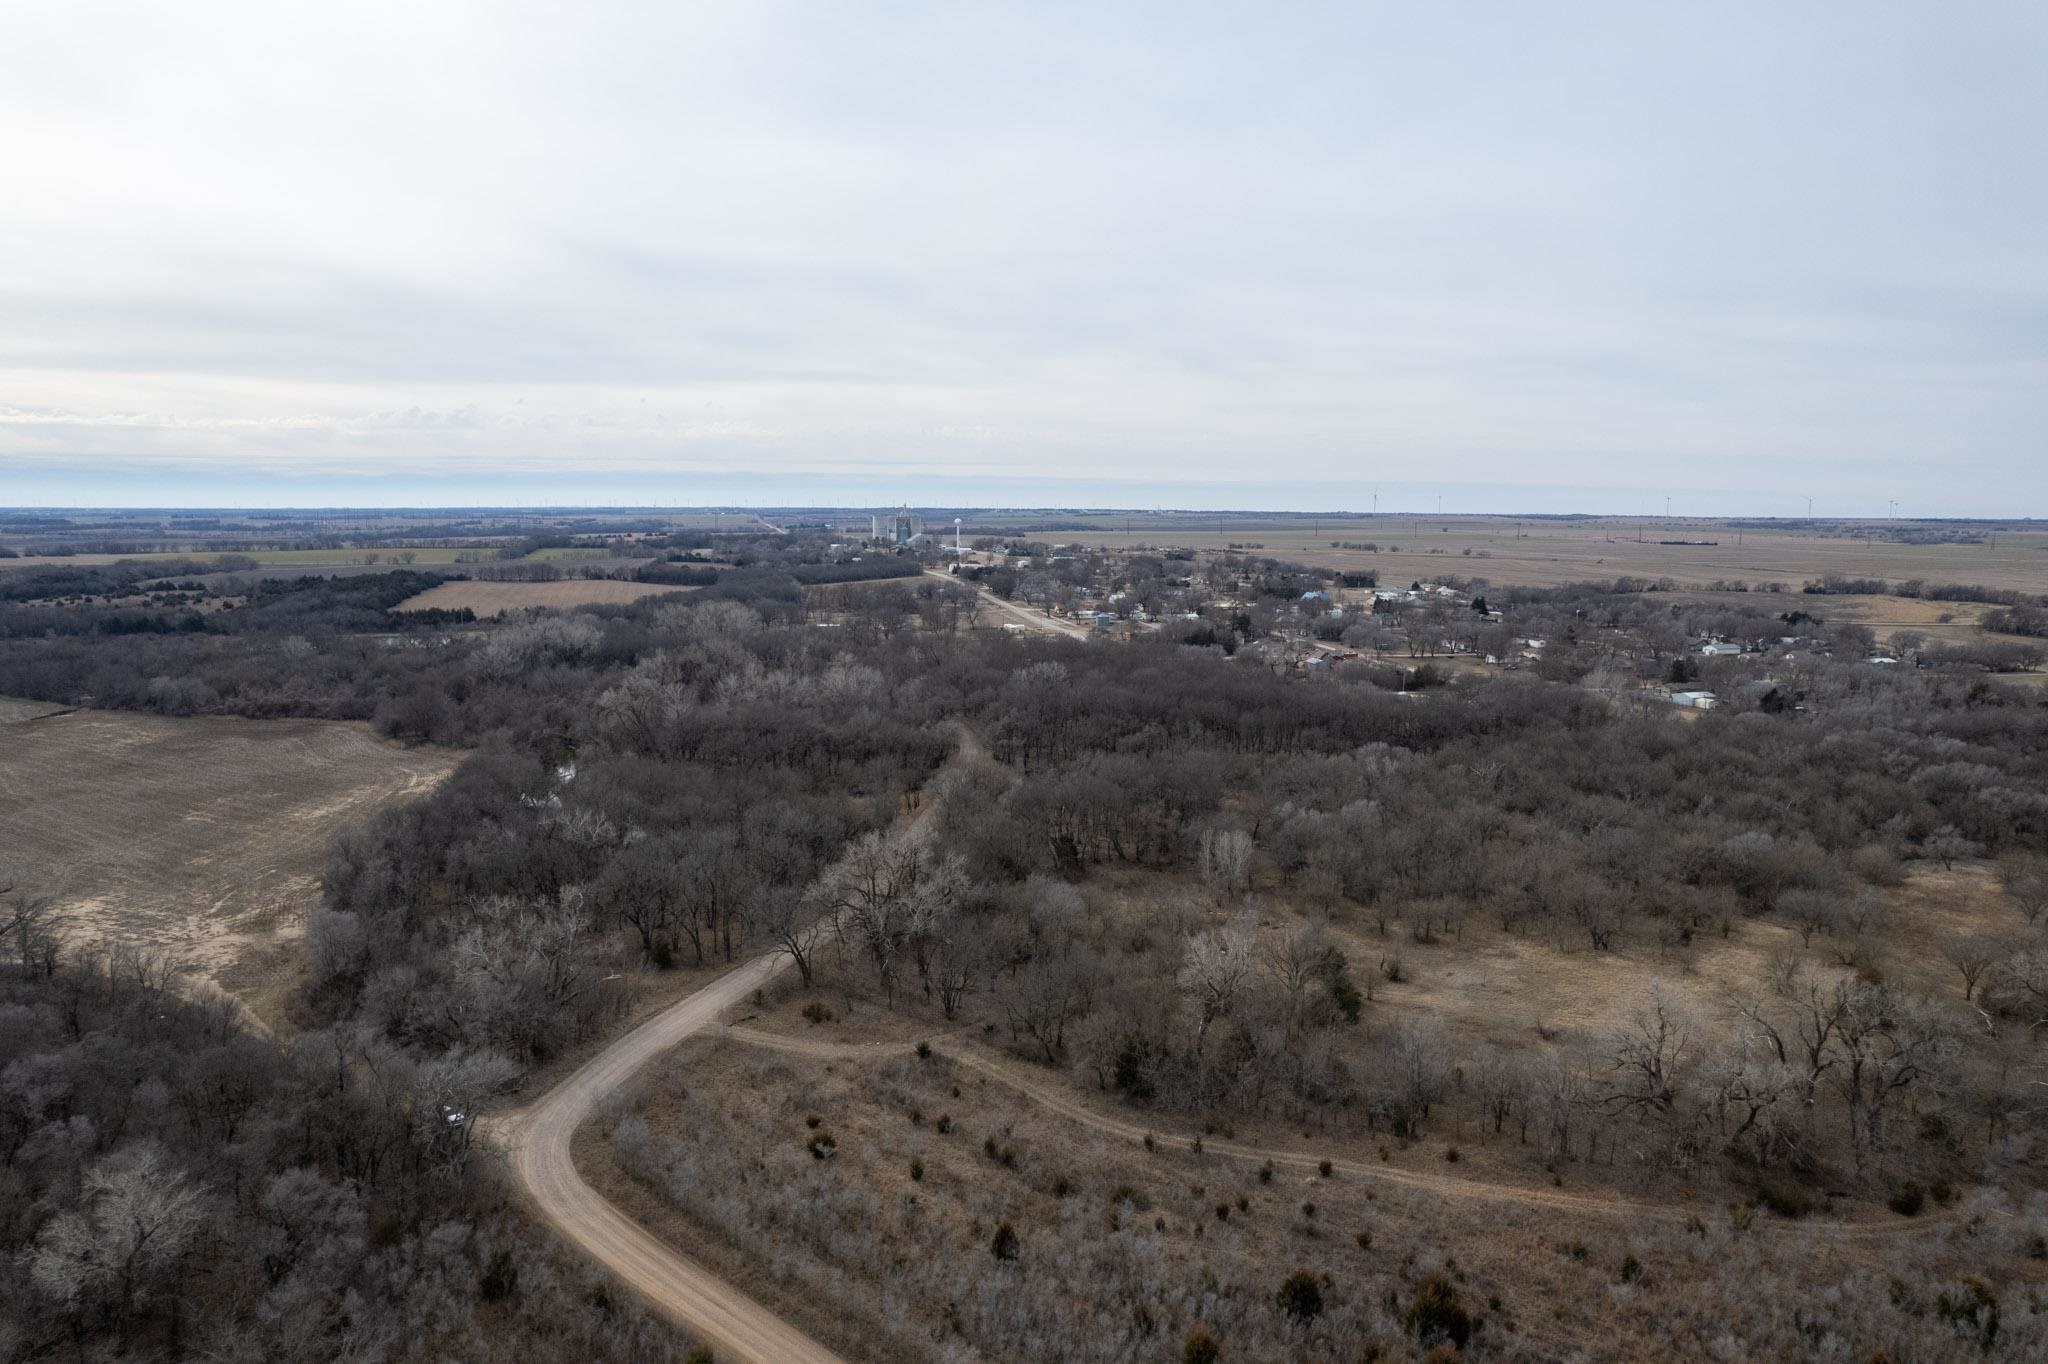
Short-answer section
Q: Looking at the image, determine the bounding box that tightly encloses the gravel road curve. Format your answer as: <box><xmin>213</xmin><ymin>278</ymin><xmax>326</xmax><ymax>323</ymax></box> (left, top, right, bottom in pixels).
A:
<box><xmin>487</xmin><ymin>951</ymin><xmax>848</xmax><ymax>1364</ymax></box>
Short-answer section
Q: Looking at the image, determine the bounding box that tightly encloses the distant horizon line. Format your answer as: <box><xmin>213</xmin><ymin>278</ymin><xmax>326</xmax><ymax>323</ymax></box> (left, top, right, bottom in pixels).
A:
<box><xmin>1</xmin><ymin>505</ymin><xmax>2039</xmax><ymax>525</ymax></box>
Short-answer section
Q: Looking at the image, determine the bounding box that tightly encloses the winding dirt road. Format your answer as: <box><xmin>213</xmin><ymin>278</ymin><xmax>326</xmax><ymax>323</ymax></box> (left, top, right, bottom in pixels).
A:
<box><xmin>488</xmin><ymin>738</ymin><xmax>980</xmax><ymax>1364</ymax></box>
<box><xmin>489</xmin><ymin>711</ymin><xmax>1949</xmax><ymax>1363</ymax></box>
<box><xmin>487</xmin><ymin>952</ymin><xmax>847</xmax><ymax>1364</ymax></box>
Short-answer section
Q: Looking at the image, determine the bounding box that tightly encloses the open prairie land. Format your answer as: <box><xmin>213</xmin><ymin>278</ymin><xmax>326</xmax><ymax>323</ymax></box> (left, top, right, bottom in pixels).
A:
<box><xmin>394</xmin><ymin>577</ymin><xmax>696</xmax><ymax>617</ymax></box>
<box><xmin>1054</xmin><ymin>517</ymin><xmax>2048</xmax><ymax>594</ymax></box>
<box><xmin>0</xmin><ymin>706</ymin><xmax>458</xmax><ymax>1019</ymax></box>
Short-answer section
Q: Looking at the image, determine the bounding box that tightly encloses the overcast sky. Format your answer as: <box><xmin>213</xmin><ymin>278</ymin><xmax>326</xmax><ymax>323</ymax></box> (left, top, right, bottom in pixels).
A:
<box><xmin>2</xmin><ymin>2</ymin><xmax>2043</xmax><ymax>513</ymax></box>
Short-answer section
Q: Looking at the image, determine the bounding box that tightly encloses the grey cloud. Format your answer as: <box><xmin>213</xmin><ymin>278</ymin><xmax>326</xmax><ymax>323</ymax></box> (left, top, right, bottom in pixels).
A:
<box><xmin>0</xmin><ymin>1</ymin><xmax>2042</xmax><ymax>509</ymax></box>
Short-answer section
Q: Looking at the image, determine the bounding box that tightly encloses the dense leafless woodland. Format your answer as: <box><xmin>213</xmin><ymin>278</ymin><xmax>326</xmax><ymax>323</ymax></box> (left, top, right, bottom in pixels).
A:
<box><xmin>0</xmin><ymin>949</ymin><xmax>677</xmax><ymax>1364</ymax></box>
<box><xmin>4</xmin><ymin>537</ymin><xmax>2048</xmax><ymax>1360</ymax></box>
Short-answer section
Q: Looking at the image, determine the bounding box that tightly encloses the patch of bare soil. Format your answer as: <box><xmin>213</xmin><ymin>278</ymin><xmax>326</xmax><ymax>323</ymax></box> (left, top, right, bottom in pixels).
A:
<box><xmin>0</xmin><ymin>707</ymin><xmax>459</xmax><ymax>1023</ymax></box>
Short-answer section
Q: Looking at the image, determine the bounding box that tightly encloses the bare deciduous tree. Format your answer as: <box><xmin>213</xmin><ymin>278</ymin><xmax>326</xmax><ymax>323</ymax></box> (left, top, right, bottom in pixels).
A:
<box><xmin>1001</xmin><ymin>956</ymin><xmax>1098</xmax><ymax>1063</ymax></box>
<box><xmin>1464</xmin><ymin>1045</ymin><xmax>1524</xmax><ymax>1138</ymax></box>
<box><xmin>1177</xmin><ymin>925</ymin><xmax>1252</xmax><ymax>1056</ymax></box>
<box><xmin>1</xmin><ymin>874</ymin><xmax>62</xmax><ymax>979</ymax></box>
<box><xmin>811</xmin><ymin>827</ymin><xmax>965</xmax><ymax>1005</ymax></box>
<box><xmin>1535</xmin><ymin>1053</ymin><xmax>1592</xmax><ymax>1159</ymax></box>
<box><xmin>1940</xmin><ymin>932</ymin><xmax>2006</xmax><ymax>1002</ymax></box>
<box><xmin>1702</xmin><ymin>1039</ymin><xmax>1802</xmax><ymax>1168</ymax></box>
<box><xmin>30</xmin><ymin>1143</ymin><xmax>207</xmax><ymax>1316</ymax></box>
<box><xmin>1259</xmin><ymin>923</ymin><xmax>1327</xmax><ymax>1030</ymax></box>
<box><xmin>1197</xmin><ymin>827</ymin><xmax>1252</xmax><ymax>896</ymax></box>
<box><xmin>1604</xmin><ymin>983</ymin><xmax>1693</xmax><ymax>1120</ymax></box>
<box><xmin>1988</xmin><ymin>949</ymin><xmax>2048</xmax><ymax>1029</ymax></box>
<box><xmin>1998</xmin><ymin>858</ymin><xmax>2048</xmax><ymax>926</ymax></box>
<box><xmin>1374</xmin><ymin>1015</ymin><xmax>1451</xmax><ymax>1136</ymax></box>
<box><xmin>753</xmin><ymin>886</ymin><xmax>824</xmax><ymax>988</ymax></box>
<box><xmin>1923</xmin><ymin>825</ymin><xmax>1982</xmax><ymax>871</ymax></box>
<box><xmin>449</xmin><ymin>890</ymin><xmax>603</xmax><ymax>1060</ymax></box>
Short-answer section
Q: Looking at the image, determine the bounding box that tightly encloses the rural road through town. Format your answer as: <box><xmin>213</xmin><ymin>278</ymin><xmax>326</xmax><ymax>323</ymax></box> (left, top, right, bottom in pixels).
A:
<box><xmin>926</xmin><ymin>568</ymin><xmax>1095</xmax><ymax>641</ymax></box>
<box><xmin>486</xmin><ymin>949</ymin><xmax>848</xmax><ymax>1364</ymax></box>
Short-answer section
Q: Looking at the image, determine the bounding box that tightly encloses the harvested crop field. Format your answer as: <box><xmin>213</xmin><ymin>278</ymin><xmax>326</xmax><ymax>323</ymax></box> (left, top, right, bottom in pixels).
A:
<box><xmin>1055</xmin><ymin>517</ymin><xmax>2048</xmax><ymax>594</ymax></box>
<box><xmin>394</xmin><ymin>578</ymin><xmax>694</xmax><ymax>617</ymax></box>
<box><xmin>0</xmin><ymin>705</ymin><xmax>458</xmax><ymax>1021</ymax></box>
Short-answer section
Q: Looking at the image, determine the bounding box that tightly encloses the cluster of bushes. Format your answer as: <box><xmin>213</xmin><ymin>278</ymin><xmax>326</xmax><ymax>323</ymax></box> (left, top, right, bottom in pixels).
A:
<box><xmin>790</xmin><ymin>557</ymin><xmax>923</xmax><ymax>585</ymax></box>
<box><xmin>633</xmin><ymin>561</ymin><xmax>721</xmax><ymax>586</ymax></box>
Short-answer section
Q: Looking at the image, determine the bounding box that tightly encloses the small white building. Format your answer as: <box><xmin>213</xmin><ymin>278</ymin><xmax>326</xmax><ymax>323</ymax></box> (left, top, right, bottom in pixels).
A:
<box><xmin>1669</xmin><ymin>690</ymin><xmax>1719</xmax><ymax>709</ymax></box>
<box><xmin>1699</xmin><ymin>641</ymin><xmax>1743</xmax><ymax>658</ymax></box>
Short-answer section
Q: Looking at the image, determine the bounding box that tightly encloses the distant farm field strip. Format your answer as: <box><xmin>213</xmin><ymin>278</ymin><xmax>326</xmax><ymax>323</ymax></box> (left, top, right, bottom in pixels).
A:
<box><xmin>0</xmin><ymin>706</ymin><xmax>459</xmax><ymax>1018</ymax></box>
<box><xmin>1054</xmin><ymin>518</ymin><xmax>2048</xmax><ymax>594</ymax></box>
<box><xmin>395</xmin><ymin>579</ymin><xmax>697</xmax><ymax>617</ymax></box>
<box><xmin>0</xmin><ymin>696</ymin><xmax>71</xmax><ymax>723</ymax></box>
<box><xmin>0</xmin><ymin>547</ymin><xmax>484</xmax><ymax>570</ymax></box>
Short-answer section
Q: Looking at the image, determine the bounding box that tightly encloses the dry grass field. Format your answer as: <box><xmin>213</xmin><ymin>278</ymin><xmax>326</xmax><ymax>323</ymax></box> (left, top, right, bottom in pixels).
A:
<box><xmin>1308</xmin><ymin>863</ymin><xmax>2011</xmax><ymax>1063</ymax></box>
<box><xmin>698</xmin><ymin>854</ymin><xmax>2027</xmax><ymax>1222</ymax></box>
<box><xmin>0</xmin><ymin>706</ymin><xmax>458</xmax><ymax>1021</ymax></box>
<box><xmin>1054</xmin><ymin>517</ymin><xmax>2048</xmax><ymax>595</ymax></box>
<box><xmin>393</xmin><ymin>578</ymin><xmax>697</xmax><ymax>617</ymax></box>
<box><xmin>558</xmin><ymin>847</ymin><xmax>2048</xmax><ymax>1360</ymax></box>
<box><xmin>583</xmin><ymin>1019</ymin><xmax>2042</xmax><ymax>1363</ymax></box>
